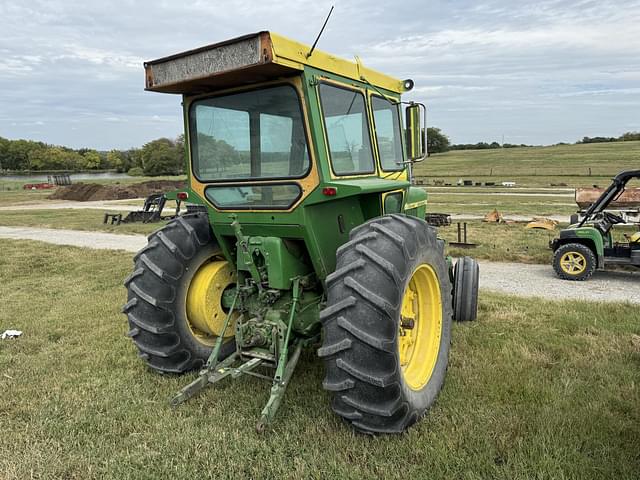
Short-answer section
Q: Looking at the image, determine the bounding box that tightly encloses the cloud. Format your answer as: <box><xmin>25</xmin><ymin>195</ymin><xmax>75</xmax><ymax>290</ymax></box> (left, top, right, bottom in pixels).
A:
<box><xmin>0</xmin><ymin>0</ymin><xmax>638</xmax><ymax>148</ymax></box>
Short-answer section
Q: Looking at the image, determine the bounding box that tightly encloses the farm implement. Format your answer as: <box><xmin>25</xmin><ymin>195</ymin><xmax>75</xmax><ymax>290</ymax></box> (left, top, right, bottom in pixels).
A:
<box><xmin>123</xmin><ymin>31</ymin><xmax>479</xmax><ymax>433</ymax></box>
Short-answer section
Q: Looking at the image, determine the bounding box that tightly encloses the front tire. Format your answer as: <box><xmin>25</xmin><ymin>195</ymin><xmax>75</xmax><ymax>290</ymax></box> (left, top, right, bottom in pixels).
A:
<box><xmin>122</xmin><ymin>213</ymin><xmax>235</xmax><ymax>373</ymax></box>
<box><xmin>319</xmin><ymin>214</ymin><xmax>453</xmax><ymax>434</ymax></box>
<box><xmin>453</xmin><ymin>256</ymin><xmax>479</xmax><ymax>322</ymax></box>
<box><xmin>553</xmin><ymin>242</ymin><xmax>596</xmax><ymax>281</ymax></box>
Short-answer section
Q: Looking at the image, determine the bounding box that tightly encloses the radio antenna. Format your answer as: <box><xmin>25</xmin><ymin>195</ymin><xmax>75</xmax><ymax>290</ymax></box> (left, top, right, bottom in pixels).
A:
<box><xmin>307</xmin><ymin>5</ymin><xmax>334</xmax><ymax>58</ymax></box>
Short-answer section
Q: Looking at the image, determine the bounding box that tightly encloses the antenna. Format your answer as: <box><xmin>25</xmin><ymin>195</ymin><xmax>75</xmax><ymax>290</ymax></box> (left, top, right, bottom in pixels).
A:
<box><xmin>307</xmin><ymin>5</ymin><xmax>334</xmax><ymax>58</ymax></box>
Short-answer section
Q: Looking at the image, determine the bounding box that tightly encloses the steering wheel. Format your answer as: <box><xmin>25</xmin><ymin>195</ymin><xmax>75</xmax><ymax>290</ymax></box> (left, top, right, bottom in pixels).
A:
<box><xmin>603</xmin><ymin>211</ymin><xmax>625</xmax><ymax>224</ymax></box>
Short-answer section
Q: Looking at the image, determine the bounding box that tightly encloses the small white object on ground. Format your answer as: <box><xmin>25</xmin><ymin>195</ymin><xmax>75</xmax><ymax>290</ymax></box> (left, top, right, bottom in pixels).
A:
<box><xmin>1</xmin><ymin>330</ymin><xmax>23</xmax><ymax>339</ymax></box>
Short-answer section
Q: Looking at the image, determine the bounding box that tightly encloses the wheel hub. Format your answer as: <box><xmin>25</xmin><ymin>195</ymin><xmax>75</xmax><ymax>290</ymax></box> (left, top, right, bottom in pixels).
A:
<box><xmin>560</xmin><ymin>252</ymin><xmax>586</xmax><ymax>275</ymax></box>
<box><xmin>186</xmin><ymin>259</ymin><xmax>238</xmax><ymax>340</ymax></box>
<box><xmin>399</xmin><ymin>264</ymin><xmax>443</xmax><ymax>391</ymax></box>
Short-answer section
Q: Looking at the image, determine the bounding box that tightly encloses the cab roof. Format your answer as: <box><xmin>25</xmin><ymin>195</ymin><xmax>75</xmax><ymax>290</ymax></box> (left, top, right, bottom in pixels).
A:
<box><xmin>144</xmin><ymin>31</ymin><xmax>406</xmax><ymax>95</ymax></box>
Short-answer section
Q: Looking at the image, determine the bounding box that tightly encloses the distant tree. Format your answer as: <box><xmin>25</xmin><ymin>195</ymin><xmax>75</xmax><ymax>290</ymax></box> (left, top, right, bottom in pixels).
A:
<box><xmin>81</xmin><ymin>150</ymin><xmax>101</xmax><ymax>169</ymax></box>
<box><xmin>619</xmin><ymin>131</ymin><xmax>640</xmax><ymax>142</ymax></box>
<box><xmin>140</xmin><ymin>138</ymin><xmax>183</xmax><ymax>176</ymax></box>
<box><xmin>0</xmin><ymin>137</ymin><xmax>8</xmax><ymax>170</ymax></box>
<box><xmin>426</xmin><ymin>127</ymin><xmax>450</xmax><ymax>156</ymax></box>
<box><xmin>28</xmin><ymin>147</ymin><xmax>83</xmax><ymax>170</ymax></box>
<box><xmin>579</xmin><ymin>136</ymin><xmax>616</xmax><ymax>144</ymax></box>
<box><xmin>106</xmin><ymin>150</ymin><xmax>125</xmax><ymax>171</ymax></box>
<box><xmin>196</xmin><ymin>134</ymin><xmax>240</xmax><ymax>173</ymax></box>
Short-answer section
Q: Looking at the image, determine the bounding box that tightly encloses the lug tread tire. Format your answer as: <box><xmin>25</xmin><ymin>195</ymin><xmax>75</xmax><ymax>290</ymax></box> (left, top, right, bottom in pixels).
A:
<box><xmin>319</xmin><ymin>214</ymin><xmax>453</xmax><ymax>434</ymax></box>
<box><xmin>453</xmin><ymin>257</ymin><xmax>480</xmax><ymax>322</ymax></box>
<box><xmin>552</xmin><ymin>242</ymin><xmax>597</xmax><ymax>281</ymax></box>
<box><xmin>123</xmin><ymin>213</ymin><xmax>234</xmax><ymax>374</ymax></box>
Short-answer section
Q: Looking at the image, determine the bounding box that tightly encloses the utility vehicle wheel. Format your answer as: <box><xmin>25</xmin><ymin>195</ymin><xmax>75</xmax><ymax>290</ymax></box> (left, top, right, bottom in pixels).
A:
<box><xmin>553</xmin><ymin>242</ymin><xmax>596</xmax><ymax>281</ymax></box>
<box><xmin>453</xmin><ymin>256</ymin><xmax>479</xmax><ymax>322</ymax></box>
<box><xmin>319</xmin><ymin>214</ymin><xmax>453</xmax><ymax>434</ymax></box>
<box><xmin>123</xmin><ymin>213</ymin><xmax>237</xmax><ymax>373</ymax></box>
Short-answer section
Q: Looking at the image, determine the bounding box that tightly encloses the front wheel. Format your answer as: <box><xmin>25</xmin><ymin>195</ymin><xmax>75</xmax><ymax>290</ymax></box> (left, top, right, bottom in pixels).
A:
<box><xmin>319</xmin><ymin>214</ymin><xmax>453</xmax><ymax>434</ymax></box>
<box><xmin>552</xmin><ymin>242</ymin><xmax>597</xmax><ymax>281</ymax></box>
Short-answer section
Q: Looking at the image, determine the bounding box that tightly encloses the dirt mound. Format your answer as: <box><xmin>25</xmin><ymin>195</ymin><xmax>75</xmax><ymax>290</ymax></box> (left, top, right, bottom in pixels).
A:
<box><xmin>48</xmin><ymin>180</ymin><xmax>185</xmax><ymax>202</ymax></box>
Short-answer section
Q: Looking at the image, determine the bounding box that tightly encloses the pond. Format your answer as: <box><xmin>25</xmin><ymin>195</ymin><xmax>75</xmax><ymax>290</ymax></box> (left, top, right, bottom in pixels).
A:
<box><xmin>1</xmin><ymin>172</ymin><xmax>132</xmax><ymax>182</ymax></box>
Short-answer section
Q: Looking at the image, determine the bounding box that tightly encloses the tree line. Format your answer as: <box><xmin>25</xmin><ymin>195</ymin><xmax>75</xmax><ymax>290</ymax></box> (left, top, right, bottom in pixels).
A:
<box><xmin>3</xmin><ymin>128</ymin><xmax>639</xmax><ymax>173</ymax></box>
<box><xmin>426</xmin><ymin>129</ymin><xmax>640</xmax><ymax>155</ymax></box>
<box><xmin>0</xmin><ymin>135</ymin><xmax>185</xmax><ymax>176</ymax></box>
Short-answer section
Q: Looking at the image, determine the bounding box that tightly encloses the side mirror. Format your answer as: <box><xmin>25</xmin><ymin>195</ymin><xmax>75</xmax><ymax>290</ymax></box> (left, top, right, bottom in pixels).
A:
<box><xmin>405</xmin><ymin>103</ymin><xmax>427</xmax><ymax>162</ymax></box>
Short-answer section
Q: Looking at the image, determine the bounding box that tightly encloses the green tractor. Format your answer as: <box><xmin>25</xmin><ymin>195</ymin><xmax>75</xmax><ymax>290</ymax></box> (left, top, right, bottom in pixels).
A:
<box><xmin>551</xmin><ymin>169</ymin><xmax>640</xmax><ymax>280</ymax></box>
<box><xmin>123</xmin><ymin>31</ymin><xmax>479</xmax><ymax>433</ymax></box>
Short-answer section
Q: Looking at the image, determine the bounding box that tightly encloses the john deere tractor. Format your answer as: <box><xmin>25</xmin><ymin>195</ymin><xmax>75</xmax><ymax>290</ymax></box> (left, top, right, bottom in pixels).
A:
<box><xmin>123</xmin><ymin>31</ymin><xmax>479</xmax><ymax>433</ymax></box>
<box><xmin>551</xmin><ymin>169</ymin><xmax>640</xmax><ymax>280</ymax></box>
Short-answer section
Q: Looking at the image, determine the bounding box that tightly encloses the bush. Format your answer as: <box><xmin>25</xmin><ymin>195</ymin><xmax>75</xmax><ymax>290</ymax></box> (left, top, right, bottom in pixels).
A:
<box><xmin>127</xmin><ymin>167</ymin><xmax>144</xmax><ymax>177</ymax></box>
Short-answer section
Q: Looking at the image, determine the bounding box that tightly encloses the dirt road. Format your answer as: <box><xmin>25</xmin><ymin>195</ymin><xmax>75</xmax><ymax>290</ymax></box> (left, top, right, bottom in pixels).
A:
<box><xmin>1</xmin><ymin>226</ymin><xmax>638</xmax><ymax>304</ymax></box>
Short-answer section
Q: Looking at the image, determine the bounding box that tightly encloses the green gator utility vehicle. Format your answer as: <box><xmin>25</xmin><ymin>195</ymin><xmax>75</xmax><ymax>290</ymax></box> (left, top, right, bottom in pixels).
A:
<box><xmin>551</xmin><ymin>169</ymin><xmax>640</xmax><ymax>280</ymax></box>
<box><xmin>123</xmin><ymin>31</ymin><xmax>479</xmax><ymax>433</ymax></box>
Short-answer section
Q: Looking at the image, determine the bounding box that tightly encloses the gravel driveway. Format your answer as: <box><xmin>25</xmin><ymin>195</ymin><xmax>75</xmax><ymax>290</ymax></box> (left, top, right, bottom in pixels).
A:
<box><xmin>1</xmin><ymin>226</ymin><xmax>638</xmax><ymax>304</ymax></box>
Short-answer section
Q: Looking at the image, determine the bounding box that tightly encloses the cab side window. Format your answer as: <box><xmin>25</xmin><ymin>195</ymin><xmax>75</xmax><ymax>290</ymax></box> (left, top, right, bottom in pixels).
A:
<box><xmin>372</xmin><ymin>96</ymin><xmax>404</xmax><ymax>171</ymax></box>
<box><xmin>319</xmin><ymin>83</ymin><xmax>375</xmax><ymax>175</ymax></box>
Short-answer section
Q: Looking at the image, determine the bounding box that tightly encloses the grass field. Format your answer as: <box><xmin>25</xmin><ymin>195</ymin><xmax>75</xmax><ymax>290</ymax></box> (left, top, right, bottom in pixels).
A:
<box><xmin>426</xmin><ymin>191</ymin><xmax>576</xmax><ymax>217</ymax></box>
<box><xmin>414</xmin><ymin>141</ymin><xmax>640</xmax><ymax>187</ymax></box>
<box><xmin>0</xmin><ymin>209</ymin><xmax>165</xmax><ymax>235</ymax></box>
<box><xmin>1</xmin><ymin>240</ymin><xmax>639</xmax><ymax>479</ymax></box>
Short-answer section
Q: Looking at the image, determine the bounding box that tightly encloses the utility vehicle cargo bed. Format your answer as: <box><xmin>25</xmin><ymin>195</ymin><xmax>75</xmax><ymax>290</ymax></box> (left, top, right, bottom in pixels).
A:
<box><xmin>575</xmin><ymin>187</ymin><xmax>640</xmax><ymax>209</ymax></box>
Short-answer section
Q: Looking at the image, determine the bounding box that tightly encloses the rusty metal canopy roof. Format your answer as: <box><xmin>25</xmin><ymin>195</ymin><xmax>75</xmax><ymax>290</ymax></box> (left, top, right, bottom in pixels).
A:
<box><xmin>144</xmin><ymin>31</ymin><xmax>406</xmax><ymax>95</ymax></box>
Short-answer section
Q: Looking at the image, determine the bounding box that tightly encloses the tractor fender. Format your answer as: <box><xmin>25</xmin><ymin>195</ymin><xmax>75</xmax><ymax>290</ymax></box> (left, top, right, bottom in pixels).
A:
<box><xmin>553</xmin><ymin>229</ymin><xmax>604</xmax><ymax>268</ymax></box>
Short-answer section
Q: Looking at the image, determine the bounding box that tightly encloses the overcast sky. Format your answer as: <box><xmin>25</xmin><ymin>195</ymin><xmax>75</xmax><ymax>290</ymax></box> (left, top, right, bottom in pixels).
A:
<box><xmin>1</xmin><ymin>0</ymin><xmax>639</xmax><ymax>150</ymax></box>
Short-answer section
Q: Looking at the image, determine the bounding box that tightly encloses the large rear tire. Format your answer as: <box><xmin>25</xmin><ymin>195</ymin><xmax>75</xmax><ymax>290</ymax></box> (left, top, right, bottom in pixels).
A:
<box><xmin>319</xmin><ymin>214</ymin><xmax>453</xmax><ymax>434</ymax></box>
<box><xmin>122</xmin><ymin>213</ymin><xmax>235</xmax><ymax>373</ymax></box>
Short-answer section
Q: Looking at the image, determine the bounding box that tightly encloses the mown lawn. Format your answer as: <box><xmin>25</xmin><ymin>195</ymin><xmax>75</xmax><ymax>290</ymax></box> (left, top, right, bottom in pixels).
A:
<box><xmin>426</xmin><ymin>191</ymin><xmax>577</xmax><ymax>217</ymax></box>
<box><xmin>1</xmin><ymin>239</ymin><xmax>639</xmax><ymax>479</ymax></box>
<box><xmin>0</xmin><ymin>208</ymin><xmax>165</xmax><ymax>235</ymax></box>
<box><xmin>414</xmin><ymin>140</ymin><xmax>640</xmax><ymax>188</ymax></box>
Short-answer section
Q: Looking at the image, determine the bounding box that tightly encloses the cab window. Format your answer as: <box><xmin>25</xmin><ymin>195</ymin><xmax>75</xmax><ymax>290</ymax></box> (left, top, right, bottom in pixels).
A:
<box><xmin>371</xmin><ymin>96</ymin><xmax>404</xmax><ymax>171</ymax></box>
<box><xmin>189</xmin><ymin>84</ymin><xmax>310</xmax><ymax>182</ymax></box>
<box><xmin>319</xmin><ymin>83</ymin><xmax>375</xmax><ymax>176</ymax></box>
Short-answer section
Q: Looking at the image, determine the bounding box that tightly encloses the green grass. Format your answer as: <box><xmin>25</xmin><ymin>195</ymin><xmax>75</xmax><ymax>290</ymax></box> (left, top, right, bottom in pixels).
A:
<box><xmin>427</xmin><ymin>191</ymin><xmax>576</xmax><ymax>217</ymax></box>
<box><xmin>440</xmin><ymin>221</ymin><xmax>558</xmax><ymax>263</ymax></box>
<box><xmin>0</xmin><ymin>209</ymin><xmax>166</xmax><ymax>235</ymax></box>
<box><xmin>1</xmin><ymin>239</ymin><xmax>639</xmax><ymax>479</ymax></box>
<box><xmin>415</xmin><ymin>141</ymin><xmax>640</xmax><ymax>187</ymax></box>
<box><xmin>0</xmin><ymin>187</ymin><xmax>54</xmax><ymax>205</ymax></box>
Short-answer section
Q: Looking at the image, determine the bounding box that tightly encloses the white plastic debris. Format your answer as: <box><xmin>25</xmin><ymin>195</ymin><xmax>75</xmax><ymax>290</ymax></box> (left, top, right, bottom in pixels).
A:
<box><xmin>1</xmin><ymin>330</ymin><xmax>22</xmax><ymax>340</ymax></box>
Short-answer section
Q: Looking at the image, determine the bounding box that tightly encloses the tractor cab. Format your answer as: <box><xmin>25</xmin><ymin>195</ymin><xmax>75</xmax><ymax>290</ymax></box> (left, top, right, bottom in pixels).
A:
<box><xmin>551</xmin><ymin>169</ymin><xmax>640</xmax><ymax>280</ymax></box>
<box><xmin>144</xmin><ymin>32</ymin><xmax>429</xmax><ymax>277</ymax></box>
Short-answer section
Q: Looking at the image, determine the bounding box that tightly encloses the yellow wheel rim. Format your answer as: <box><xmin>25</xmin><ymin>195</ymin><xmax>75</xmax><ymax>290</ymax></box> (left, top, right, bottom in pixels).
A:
<box><xmin>560</xmin><ymin>251</ymin><xmax>587</xmax><ymax>275</ymax></box>
<box><xmin>185</xmin><ymin>258</ymin><xmax>238</xmax><ymax>345</ymax></box>
<box><xmin>399</xmin><ymin>264</ymin><xmax>443</xmax><ymax>391</ymax></box>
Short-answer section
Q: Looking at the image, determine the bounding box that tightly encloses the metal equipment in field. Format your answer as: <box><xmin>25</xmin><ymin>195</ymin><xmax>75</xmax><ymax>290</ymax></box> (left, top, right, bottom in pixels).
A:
<box><xmin>104</xmin><ymin>191</ymin><xmax>205</xmax><ymax>225</ymax></box>
<box><xmin>123</xmin><ymin>31</ymin><xmax>479</xmax><ymax>433</ymax></box>
<box><xmin>551</xmin><ymin>169</ymin><xmax>640</xmax><ymax>280</ymax></box>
